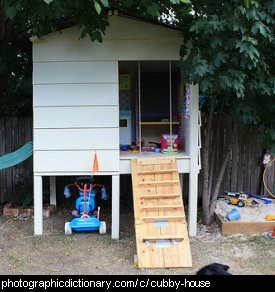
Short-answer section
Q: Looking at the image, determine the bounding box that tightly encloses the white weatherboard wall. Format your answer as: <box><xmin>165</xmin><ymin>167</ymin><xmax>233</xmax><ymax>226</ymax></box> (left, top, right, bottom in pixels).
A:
<box><xmin>33</xmin><ymin>62</ymin><xmax>119</xmax><ymax>174</ymax></box>
<box><xmin>33</xmin><ymin>16</ymin><xmax>183</xmax><ymax>62</ymax></box>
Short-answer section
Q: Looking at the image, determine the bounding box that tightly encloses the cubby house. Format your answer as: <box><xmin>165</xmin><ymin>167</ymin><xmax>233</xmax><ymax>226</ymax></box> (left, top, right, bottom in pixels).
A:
<box><xmin>31</xmin><ymin>13</ymin><xmax>201</xmax><ymax>239</ymax></box>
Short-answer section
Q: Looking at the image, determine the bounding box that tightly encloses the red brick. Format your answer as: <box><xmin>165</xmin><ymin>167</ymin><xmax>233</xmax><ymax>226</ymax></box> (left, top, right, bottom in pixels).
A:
<box><xmin>3</xmin><ymin>204</ymin><xmax>19</xmax><ymax>217</ymax></box>
<box><xmin>3</xmin><ymin>204</ymin><xmax>54</xmax><ymax>218</ymax></box>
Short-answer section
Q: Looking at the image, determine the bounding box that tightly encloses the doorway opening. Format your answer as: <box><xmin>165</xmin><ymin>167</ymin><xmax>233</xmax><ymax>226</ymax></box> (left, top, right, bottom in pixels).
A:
<box><xmin>119</xmin><ymin>61</ymin><xmax>185</xmax><ymax>158</ymax></box>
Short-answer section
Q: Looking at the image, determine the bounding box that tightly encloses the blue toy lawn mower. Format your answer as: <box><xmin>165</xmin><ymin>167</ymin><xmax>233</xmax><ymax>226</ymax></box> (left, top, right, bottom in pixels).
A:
<box><xmin>64</xmin><ymin>176</ymin><xmax>108</xmax><ymax>235</ymax></box>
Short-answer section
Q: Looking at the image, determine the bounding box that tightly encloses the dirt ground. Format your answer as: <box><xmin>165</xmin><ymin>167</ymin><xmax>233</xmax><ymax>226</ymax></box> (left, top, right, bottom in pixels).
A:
<box><xmin>0</xmin><ymin>210</ymin><xmax>274</xmax><ymax>275</ymax></box>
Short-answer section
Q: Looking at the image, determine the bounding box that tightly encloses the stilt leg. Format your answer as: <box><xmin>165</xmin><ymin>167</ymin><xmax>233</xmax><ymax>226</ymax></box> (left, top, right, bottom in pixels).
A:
<box><xmin>34</xmin><ymin>175</ymin><xmax>43</xmax><ymax>236</ymax></box>
<box><xmin>111</xmin><ymin>175</ymin><xmax>120</xmax><ymax>239</ymax></box>
<box><xmin>188</xmin><ymin>171</ymin><xmax>198</xmax><ymax>236</ymax></box>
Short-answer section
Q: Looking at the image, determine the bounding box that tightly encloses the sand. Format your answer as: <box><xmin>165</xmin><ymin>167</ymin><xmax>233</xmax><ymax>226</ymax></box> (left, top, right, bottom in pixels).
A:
<box><xmin>215</xmin><ymin>199</ymin><xmax>275</xmax><ymax>222</ymax></box>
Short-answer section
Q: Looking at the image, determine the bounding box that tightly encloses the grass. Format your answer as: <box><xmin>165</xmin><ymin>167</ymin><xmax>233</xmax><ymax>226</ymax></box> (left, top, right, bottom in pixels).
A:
<box><xmin>49</xmin><ymin>231</ymin><xmax>75</xmax><ymax>244</ymax></box>
<box><xmin>100</xmin><ymin>234</ymin><xmax>136</xmax><ymax>248</ymax></box>
<box><xmin>30</xmin><ymin>236</ymin><xmax>43</xmax><ymax>248</ymax></box>
<box><xmin>7</xmin><ymin>252</ymin><xmax>24</xmax><ymax>267</ymax></box>
<box><xmin>232</xmin><ymin>234</ymin><xmax>275</xmax><ymax>274</ymax></box>
<box><xmin>247</xmin><ymin>234</ymin><xmax>273</xmax><ymax>246</ymax></box>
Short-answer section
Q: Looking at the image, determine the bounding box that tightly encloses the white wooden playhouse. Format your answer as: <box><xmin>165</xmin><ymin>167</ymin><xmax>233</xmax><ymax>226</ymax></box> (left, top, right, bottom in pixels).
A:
<box><xmin>31</xmin><ymin>13</ymin><xmax>201</xmax><ymax>239</ymax></box>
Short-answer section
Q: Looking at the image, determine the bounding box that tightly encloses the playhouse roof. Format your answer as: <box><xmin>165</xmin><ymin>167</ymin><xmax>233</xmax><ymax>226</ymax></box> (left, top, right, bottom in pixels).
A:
<box><xmin>30</xmin><ymin>9</ymin><xmax>182</xmax><ymax>42</ymax></box>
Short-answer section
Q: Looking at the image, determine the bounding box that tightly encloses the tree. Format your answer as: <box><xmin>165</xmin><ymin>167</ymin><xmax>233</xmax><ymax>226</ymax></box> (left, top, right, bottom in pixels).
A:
<box><xmin>178</xmin><ymin>0</ymin><xmax>275</xmax><ymax>224</ymax></box>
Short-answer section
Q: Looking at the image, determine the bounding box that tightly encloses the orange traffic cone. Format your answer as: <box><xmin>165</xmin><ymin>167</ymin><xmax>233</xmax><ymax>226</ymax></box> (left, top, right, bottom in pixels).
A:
<box><xmin>93</xmin><ymin>151</ymin><xmax>99</xmax><ymax>173</ymax></box>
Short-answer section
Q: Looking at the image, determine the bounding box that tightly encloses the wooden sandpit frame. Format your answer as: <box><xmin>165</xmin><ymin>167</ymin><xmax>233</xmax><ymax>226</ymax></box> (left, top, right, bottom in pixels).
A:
<box><xmin>215</xmin><ymin>213</ymin><xmax>275</xmax><ymax>236</ymax></box>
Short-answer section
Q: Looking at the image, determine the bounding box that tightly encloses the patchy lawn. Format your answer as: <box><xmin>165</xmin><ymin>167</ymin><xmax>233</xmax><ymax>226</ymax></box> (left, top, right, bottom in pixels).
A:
<box><xmin>0</xmin><ymin>210</ymin><xmax>274</xmax><ymax>275</ymax></box>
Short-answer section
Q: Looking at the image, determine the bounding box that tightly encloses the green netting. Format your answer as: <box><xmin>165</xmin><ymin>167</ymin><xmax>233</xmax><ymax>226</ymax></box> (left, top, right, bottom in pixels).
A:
<box><xmin>0</xmin><ymin>141</ymin><xmax>33</xmax><ymax>170</ymax></box>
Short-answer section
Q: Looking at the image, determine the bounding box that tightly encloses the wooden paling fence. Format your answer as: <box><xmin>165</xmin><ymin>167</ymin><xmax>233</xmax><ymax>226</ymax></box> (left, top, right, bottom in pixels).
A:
<box><xmin>198</xmin><ymin>115</ymin><xmax>274</xmax><ymax>198</ymax></box>
<box><xmin>0</xmin><ymin>116</ymin><xmax>33</xmax><ymax>203</ymax></box>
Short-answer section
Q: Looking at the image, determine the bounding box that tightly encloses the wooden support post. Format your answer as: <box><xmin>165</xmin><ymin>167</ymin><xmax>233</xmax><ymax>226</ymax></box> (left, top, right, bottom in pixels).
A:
<box><xmin>188</xmin><ymin>84</ymin><xmax>199</xmax><ymax>237</ymax></box>
<box><xmin>34</xmin><ymin>175</ymin><xmax>43</xmax><ymax>236</ymax></box>
<box><xmin>188</xmin><ymin>171</ymin><xmax>198</xmax><ymax>236</ymax></box>
<box><xmin>50</xmin><ymin>176</ymin><xmax>56</xmax><ymax>208</ymax></box>
<box><xmin>111</xmin><ymin>174</ymin><xmax>120</xmax><ymax>239</ymax></box>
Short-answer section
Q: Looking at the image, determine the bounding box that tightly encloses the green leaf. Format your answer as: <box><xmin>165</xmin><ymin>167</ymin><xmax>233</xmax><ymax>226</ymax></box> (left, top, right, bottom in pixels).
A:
<box><xmin>94</xmin><ymin>1</ymin><xmax>101</xmax><ymax>14</ymax></box>
<box><xmin>194</xmin><ymin>59</ymin><xmax>209</xmax><ymax>77</ymax></box>
<box><xmin>200</xmin><ymin>78</ymin><xmax>212</xmax><ymax>93</ymax></box>
<box><xmin>211</xmin><ymin>37</ymin><xmax>222</xmax><ymax>48</ymax></box>
<box><xmin>100</xmin><ymin>0</ymin><xmax>109</xmax><ymax>7</ymax></box>
<box><xmin>242</xmin><ymin>36</ymin><xmax>258</xmax><ymax>45</ymax></box>
<box><xmin>44</xmin><ymin>0</ymin><xmax>53</xmax><ymax>4</ymax></box>
<box><xmin>213</xmin><ymin>52</ymin><xmax>228</xmax><ymax>67</ymax></box>
<box><xmin>147</xmin><ymin>4</ymin><xmax>160</xmax><ymax>17</ymax></box>
<box><xmin>180</xmin><ymin>0</ymin><xmax>191</xmax><ymax>3</ymax></box>
<box><xmin>5</xmin><ymin>7</ymin><xmax>17</xmax><ymax>19</ymax></box>
<box><xmin>236</xmin><ymin>41</ymin><xmax>249</xmax><ymax>53</ymax></box>
<box><xmin>251</xmin><ymin>21</ymin><xmax>266</xmax><ymax>35</ymax></box>
<box><xmin>244</xmin><ymin>0</ymin><xmax>251</xmax><ymax>8</ymax></box>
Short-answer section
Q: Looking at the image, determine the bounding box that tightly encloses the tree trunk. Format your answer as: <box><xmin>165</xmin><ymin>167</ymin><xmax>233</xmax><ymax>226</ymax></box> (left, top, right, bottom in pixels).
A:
<box><xmin>202</xmin><ymin>95</ymin><xmax>216</xmax><ymax>224</ymax></box>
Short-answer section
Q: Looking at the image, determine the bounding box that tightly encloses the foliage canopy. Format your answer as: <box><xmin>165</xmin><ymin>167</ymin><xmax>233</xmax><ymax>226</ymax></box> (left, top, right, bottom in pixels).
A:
<box><xmin>179</xmin><ymin>0</ymin><xmax>275</xmax><ymax>150</ymax></box>
<box><xmin>0</xmin><ymin>0</ymin><xmax>274</xmax><ymax>149</ymax></box>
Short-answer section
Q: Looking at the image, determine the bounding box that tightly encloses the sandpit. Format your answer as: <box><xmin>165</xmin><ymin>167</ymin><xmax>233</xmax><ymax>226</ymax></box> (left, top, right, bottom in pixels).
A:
<box><xmin>215</xmin><ymin>199</ymin><xmax>275</xmax><ymax>222</ymax></box>
<box><xmin>215</xmin><ymin>199</ymin><xmax>275</xmax><ymax>235</ymax></box>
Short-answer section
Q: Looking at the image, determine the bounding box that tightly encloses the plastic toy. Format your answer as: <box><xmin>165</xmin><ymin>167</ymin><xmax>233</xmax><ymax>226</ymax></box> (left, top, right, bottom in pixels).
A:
<box><xmin>223</xmin><ymin>191</ymin><xmax>259</xmax><ymax>207</ymax></box>
<box><xmin>247</xmin><ymin>194</ymin><xmax>272</xmax><ymax>204</ymax></box>
<box><xmin>121</xmin><ymin>145</ymin><xmax>127</xmax><ymax>151</ymax></box>
<box><xmin>64</xmin><ymin>176</ymin><xmax>107</xmax><ymax>235</ymax></box>
<box><xmin>266</xmin><ymin>215</ymin><xmax>275</xmax><ymax>221</ymax></box>
<box><xmin>161</xmin><ymin>134</ymin><xmax>179</xmax><ymax>153</ymax></box>
<box><xmin>267</xmin><ymin>227</ymin><xmax>275</xmax><ymax>240</ymax></box>
<box><xmin>226</xmin><ymin>209</ymin><xmax>240</xmax><ymax>221</ymax></box>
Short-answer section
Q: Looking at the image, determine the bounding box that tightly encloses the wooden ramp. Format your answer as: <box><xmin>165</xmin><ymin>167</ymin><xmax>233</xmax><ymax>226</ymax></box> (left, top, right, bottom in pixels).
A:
<box><xmin>131</xmin><ymin>157</ymin><xmax>192</xmax><ymax>268</ymax></box>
